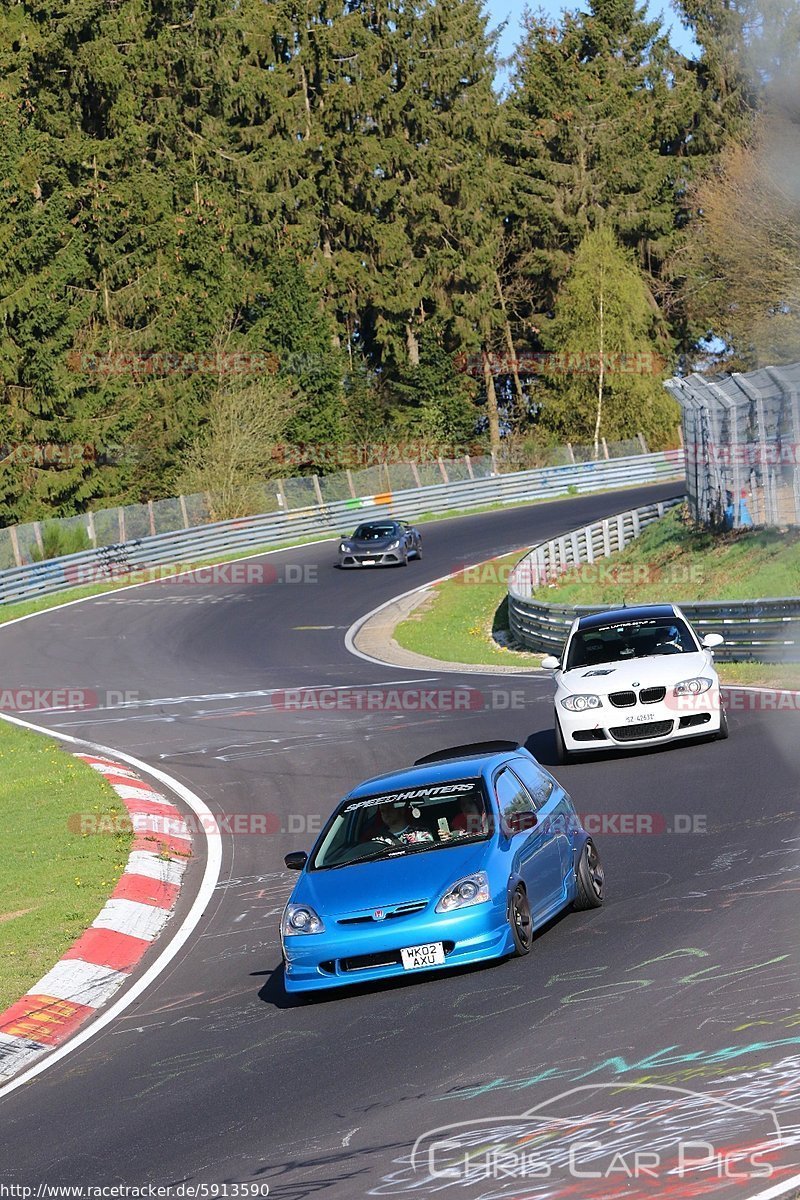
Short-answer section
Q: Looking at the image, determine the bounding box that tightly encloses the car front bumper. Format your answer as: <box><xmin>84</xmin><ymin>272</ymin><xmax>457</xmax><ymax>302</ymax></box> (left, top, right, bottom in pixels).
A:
<box><xmin>282</xmin><ymin>901</ymin><xmax>513</xmax><ymax>992</ymax></box>
<box><xmin>339</xmin><ymin>550</ymin><xmax>405</xmax><ymax>567</ymax></box>
<box><xmin>558</xmin><ymin>689</ymin><xmax>724</xmax><ymax>753</ymax></box>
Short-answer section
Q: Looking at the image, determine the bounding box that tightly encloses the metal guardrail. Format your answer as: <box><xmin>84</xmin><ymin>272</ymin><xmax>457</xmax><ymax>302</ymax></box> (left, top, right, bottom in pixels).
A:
<box><xmin>0</xmin><ymin>451</ymin><xmax>682</xmax><ymax>606</ymax></box>
<box><xmin>508</xmin><ymin>499</ymin><xmax>800</xmax><ymax>663</ymax></box>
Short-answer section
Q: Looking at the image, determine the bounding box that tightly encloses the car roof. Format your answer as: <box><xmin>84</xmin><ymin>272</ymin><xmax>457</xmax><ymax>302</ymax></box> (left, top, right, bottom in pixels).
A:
<box><xmin>576</xmin><ymin>604</ymin><xmax>678</xmax><ymax>631</ymax></box>
<box><xmin>347</xmin><ymin>746</ymin><xmax>524</xmax><ymax>799</ymax></box>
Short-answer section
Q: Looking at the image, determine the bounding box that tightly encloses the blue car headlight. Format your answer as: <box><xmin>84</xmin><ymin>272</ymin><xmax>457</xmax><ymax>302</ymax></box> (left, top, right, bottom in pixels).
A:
<box><xmin>387</xmin><ymin>539</ymin><xmax>401</xmax><ymax>550</ymax></box>
<box><xmin>436</xmin><ymin>871</ymin><xmax>490</xmax><ymax>913</ymax></box>
<box><xmin>282</xmin><ymin>902</ymin><xmax>325</xmax><ymax>935</ymax></box>
<box><xmin>339</xmin><ymin>542</ymin><xmax>352</xmax><ymax>553</ymax></box>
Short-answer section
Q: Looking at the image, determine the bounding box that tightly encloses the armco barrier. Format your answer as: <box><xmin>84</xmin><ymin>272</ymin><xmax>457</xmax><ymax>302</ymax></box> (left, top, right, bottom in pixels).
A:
<box><xmin>508</xmin><ymin>499</ymin><xmax>800</xmax><ymax>662</ymax></box>
<box><xmin>0</xmin><ymin>451</ymin><xmax>682</xmax><ymax>607</ymax></box>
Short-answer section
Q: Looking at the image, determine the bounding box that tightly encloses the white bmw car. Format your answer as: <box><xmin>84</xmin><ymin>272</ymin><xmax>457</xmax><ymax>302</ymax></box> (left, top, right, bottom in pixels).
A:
<box><xmin>542</xmin><ymin>604</ymin><xmax>728</xmax><ymax>762</ymax></box>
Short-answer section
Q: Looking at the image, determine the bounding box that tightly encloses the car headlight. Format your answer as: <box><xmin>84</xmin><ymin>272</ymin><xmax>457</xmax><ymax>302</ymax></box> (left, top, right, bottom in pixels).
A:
<box><xmin>339</xmin><ymin>542</ymin><xmax>352</xmax><ymax>553</ymax></box>
<box><xmin>673</xmin><ymin>677</ymin><xmax>714</xmax><ymax>696</ymax></box>
<box><xmin>281</xmin><ymin>903</ymin><xmax>325</xmax><ymax>936</ymax></box>
<box><xmin>561</xmin><ymin>694</ymin><xmax>603</xmax><ymax>712</ymax></box>
<box><xmin>435</xmin><ymin>871</ymin><xmax>490</xmax><ymax>913</ymax></box>
<box><xmin>387</xmin><ymin>539</ymin><xmax>400</xmax><ymax>550</ymax></box>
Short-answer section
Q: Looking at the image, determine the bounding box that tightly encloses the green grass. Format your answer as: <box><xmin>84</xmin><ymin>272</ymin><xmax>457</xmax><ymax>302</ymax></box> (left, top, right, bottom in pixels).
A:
<box><xmin>715</xmin><ymin>662</ymin><xmax>800</xmax><ymax>688</ymax></box>
<box><xmin>394</xmin><ymin>519</ymin><xmax>800</xmax><ymax>689</ymax></box>
<box><xmin>0</xmin><ymin>722</ymin><xmax>132</xmax><ymax>1011</ymax></box>
<box><xmin>395</xmin><ymin>550</ymin><xmax>541</xmax><ymax>667</ymax></box>
<box><xmin>541</xmin><ymin>505</ymin><xmax>800</xmax><ymax>604</ymax></box>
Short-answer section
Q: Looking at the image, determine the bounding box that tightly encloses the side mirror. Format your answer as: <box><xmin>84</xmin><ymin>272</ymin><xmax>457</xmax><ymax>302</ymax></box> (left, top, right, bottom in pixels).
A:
<box><xmin>541</xmin><ymin>655</ymin><xmax>561</xmax><ymax>670</ymax></box>
<box><xmin>506</xmin><ymin>810</ymin><xmax>538</xmax><ymax>835</ymax></box>
<box><xmin>702</xmin><ymin>633</ymin><xmax>724</xmax><ymax>649</ymax></box>
<box><xmin>284</xmin><ymin>851</ymin><xmax>308</xmax><ymax>871</ymax></box>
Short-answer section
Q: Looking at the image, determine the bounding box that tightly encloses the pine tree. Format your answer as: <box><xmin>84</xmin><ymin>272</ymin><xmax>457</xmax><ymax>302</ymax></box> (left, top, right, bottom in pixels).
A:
<box><xmin>504</xmin><ymin>0</ymin><xmax>703</xmax><ymax>333</ymax></box>
<box><xmin>392</xmin><ymin>323</ymin><xmax>477</xmax><ymax>446</ymax></box>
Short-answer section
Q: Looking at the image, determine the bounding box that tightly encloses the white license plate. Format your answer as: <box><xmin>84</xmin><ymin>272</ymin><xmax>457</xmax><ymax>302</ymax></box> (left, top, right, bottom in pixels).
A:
<box><xmin>625</xmin><ymin>712</ymin><xmax>656</xmax><ymax>724</ymax></box>
<box><xmin>400</xmin><ymin>942</ymin><xmax>445</xmax><ymax>970</ymax></box>
<box><xmin>361</xmin><ymin>560</ymin><xmax>377</xmax><ymax>565</ymax></box>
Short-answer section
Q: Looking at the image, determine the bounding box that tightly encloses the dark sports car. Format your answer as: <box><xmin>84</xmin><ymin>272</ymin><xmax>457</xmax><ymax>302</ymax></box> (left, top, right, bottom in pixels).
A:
<box><xmin>338</xmin><ymin>519</ymin><xmax>422</xmax><ymax>567</ymax></box>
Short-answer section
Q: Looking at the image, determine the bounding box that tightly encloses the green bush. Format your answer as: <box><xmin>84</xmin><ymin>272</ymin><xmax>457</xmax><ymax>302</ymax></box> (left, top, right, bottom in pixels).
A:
<box><xmin>30</xmin><ymin>522</ymin><xmax>91</xmax><ymax>562</ymax></box>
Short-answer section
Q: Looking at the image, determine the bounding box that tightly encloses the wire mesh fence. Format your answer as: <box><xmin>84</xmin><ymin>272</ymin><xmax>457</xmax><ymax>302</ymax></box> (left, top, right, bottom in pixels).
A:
<box><xmin>665</xmin><ymin>362</ymin><xmax>800</xmax><ymax>528</ymax></box>
<box><xmin>0</xmin><ymin>438</ymin><xmax>652</xmax><ymax>570</ymax></box>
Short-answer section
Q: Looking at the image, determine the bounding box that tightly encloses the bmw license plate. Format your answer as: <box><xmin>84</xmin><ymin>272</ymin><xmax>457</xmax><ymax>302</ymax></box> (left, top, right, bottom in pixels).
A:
<box><xmin>401</xmin><ymin>942</ymin><xmax>445</xmax><ymax>970</ymax></box>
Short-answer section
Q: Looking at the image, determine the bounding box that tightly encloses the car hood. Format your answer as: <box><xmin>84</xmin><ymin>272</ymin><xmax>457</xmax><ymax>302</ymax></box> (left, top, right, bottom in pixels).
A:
<box><xmin>293</xmin><ymin>842</ymin><xmax>489</xmax><ymax>917</ymax></box>
<box><xmin>347</xmin><ymin>535</ymin><xmax>397</xmax><ymax>549</ymax></box>
<box><xmin>559</xmin><ymin>651</ymin><xmax>713</xmax><ymax>692</ymax></box>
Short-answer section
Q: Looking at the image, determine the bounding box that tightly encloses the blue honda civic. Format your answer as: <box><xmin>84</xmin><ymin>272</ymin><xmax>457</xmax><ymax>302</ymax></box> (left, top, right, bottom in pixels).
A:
<box><xmin>281</xmin><ymin>741</ymin><xmax>604</xmax><ymax>993</ymax></box>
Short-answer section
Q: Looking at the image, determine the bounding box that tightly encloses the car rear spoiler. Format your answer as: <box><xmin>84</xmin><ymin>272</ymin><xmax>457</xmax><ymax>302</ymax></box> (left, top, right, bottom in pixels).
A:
<box><xmin>414</xmin><ymin>741</ymin><xmax>521</xmax><ymax>767</ymax></box>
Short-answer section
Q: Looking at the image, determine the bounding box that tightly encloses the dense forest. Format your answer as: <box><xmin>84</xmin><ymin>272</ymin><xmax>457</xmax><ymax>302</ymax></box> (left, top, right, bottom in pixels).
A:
<box><xmin>1</xmin><ymin>0</ymin><xmax>798</xmax><ymax>524</ymax></box>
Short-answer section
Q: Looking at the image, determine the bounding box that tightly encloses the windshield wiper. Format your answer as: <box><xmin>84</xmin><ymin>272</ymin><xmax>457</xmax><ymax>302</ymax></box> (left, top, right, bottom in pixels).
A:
<box><xmin>321</xmin><ymin>846</ymin><xmax>409</xmax><ymax>870</ymax></box>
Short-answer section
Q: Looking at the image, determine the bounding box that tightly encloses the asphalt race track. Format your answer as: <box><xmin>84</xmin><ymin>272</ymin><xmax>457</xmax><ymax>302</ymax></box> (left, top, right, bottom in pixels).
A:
<box><xmin>1</xmin><ymin>482</ymin><xmax>798</xmax><ymax>1200</ymax></box>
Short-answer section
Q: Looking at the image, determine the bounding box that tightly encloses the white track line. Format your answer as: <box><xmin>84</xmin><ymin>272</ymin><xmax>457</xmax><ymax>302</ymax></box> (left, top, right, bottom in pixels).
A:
<box><xmin>344</xmin><ymin>552</ymin><xmax>543</xmax><ymax>676</ymax></box>
<box><xmin>0</xmin><ymin>538</ymin><xmax>335</xmax><ymax>632</ymax></box>
<box><xmin>746</xmin><ymin>1173</ymin><xmax>800</xmax><ymax>1200</ymax></box>
<box><xmin>0</xmin><ymin>712</ymin><xmax>222</xmax><ymax>1099</ymax></box>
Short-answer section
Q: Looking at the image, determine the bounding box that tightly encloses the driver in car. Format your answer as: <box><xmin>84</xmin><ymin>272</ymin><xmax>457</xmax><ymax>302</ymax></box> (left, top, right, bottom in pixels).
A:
<box><xmin>372</xmin><ymin>802</ymin><xmax>433</xmax><ymax>846</ymax></box>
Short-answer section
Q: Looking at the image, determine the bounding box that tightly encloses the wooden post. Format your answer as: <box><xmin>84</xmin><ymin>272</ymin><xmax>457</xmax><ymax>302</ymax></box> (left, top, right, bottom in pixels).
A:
<box><xmin>464</xmin><ymin>455</ymin><xmax>474</xmax><ymax>480</ymax></box>
<box><xmin>312</xmin><ymin>474</ymin><xmax>324</xmax><ymax>507</ymax></box>
<box><xmin>566</xmin><ymin>442</ymin><xmax>575</xmax><ymax>464</ymax></box>
<box><xmin>437</xmin><ymin>457</ymin><xmax>449</xmax><ymax>483</ymax></box>
<box><xmin>147</xmin><ymin>499</ymin><xmax>156</xmax><ymax>536</ymax></box>
<box><xmin>179</xmin><ymin>495</ymin><xmax>190</xmax><ymax>528</ymax></box>
<box><xmin>86</xmin><ymin>510</ymin><xmax>97</xmax><ymax>546</ymax></box>
<box><xmin>601</xmin><ymin>437</ymin><xmax>610</xmax><ymax>460</ymax></box>
<box><xmin>33</xmin><ymin>521</ymin><xmax>44</xmax><ymax>554</ymax></box>
<box><xmin>118</xmin><ymin>507</ymin><xmax>126</xmax><ymax>542</ymax></box>
<box><xmin>276</xmin><ymin>480</ymin><xmax>288</xmax><ymax>510</ymax></box>
<box><xmin>346</xmin><ymin>469</ymin><xmax>356</xmax><ymax>499</ymax></box>
<box><xmin>637</xmin><ymin>432</ymin><xmax>648</xmax><ymax>454</ymax></box>
<box><xmin>410</xmin><ymin>462</ymin><xmax>421</xmax><ymax>488</ymax></box>
<box><xmin>9</xmin><ymin>525</ymin><xmax>22</xmax><ymax>567</ymax></box>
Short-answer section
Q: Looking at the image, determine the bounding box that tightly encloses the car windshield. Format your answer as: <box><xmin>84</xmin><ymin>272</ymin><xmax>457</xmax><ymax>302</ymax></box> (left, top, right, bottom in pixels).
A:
<box><xmin>565</xmin><ymin>617</ymin><xmax>698</xmax><ymax>669</ymax></box>
<box><xmin>310</xmin><ymin>779</ymin><xmax>491</xmax><ymax>870</ymax></box>
<box><xmin>352</xmin><ymin>523</ymin><xmax>398</xmax><ymax>540</ymax></box>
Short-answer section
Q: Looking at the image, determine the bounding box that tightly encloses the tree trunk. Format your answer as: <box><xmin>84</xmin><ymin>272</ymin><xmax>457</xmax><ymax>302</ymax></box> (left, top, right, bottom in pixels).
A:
<box><xmin>299</xmin><ymin>64</ymin><xmax>312</xmax><ymax>140</ymax></box>
<box><xmin>482</xmin><ymin>347</ymin><xmax>501</xmax><ymax>457</ymax></box>
<box><xmin>593</xmin><ymin>283</ymin><xmax>605</xmax><ymax>459</ymax></box>
<box><xmin>406</xmin><ymin>321</ymin><xmax>420</xmax><ymax>367</ymax></box>
<box><xmin>495</xmin><ymin>273</ymin><xmax>524</xmax><ymax>417</ymax></box>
